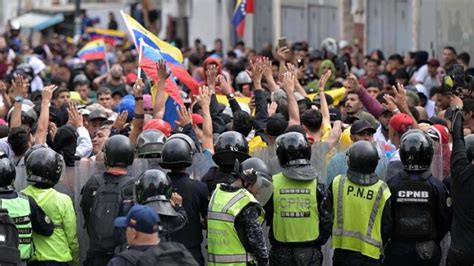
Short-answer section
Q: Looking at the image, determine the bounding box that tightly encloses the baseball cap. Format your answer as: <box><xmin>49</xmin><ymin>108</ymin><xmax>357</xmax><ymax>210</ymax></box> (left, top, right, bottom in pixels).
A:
<box><xmin>114</xmin><ymin>205</ymin><xmax>160</xmax><ymax>234</ymax></box>
<box><xmin>88</xmin><ymin>110</ymin><xmax>108</xmax><ymax>121</ymax></box>
<box><xmin>350</xmin><ymin>119</ymin><xmax>376</xmax><ymax>135</ymax></box>
<box><xmin>427</xmin><ymin>124</ymin><xmax>449</xmax><ymax>144</ymax></box>
<box><xmin>73</xmin><ymin>74</ymin><xmax>89</xmax><ymax>85</ymax></box>
<box><xmin>329</xmin><ymin>108</ymin><xmax>342</xmax><ymax>122</ymax></box>
<box><xmin>427</xmin><ymin>59</ymin><xmax>440</xmax><ymax>68</ymax></box>
<box><xmin>389</xmin><ymin>113</ymin><xmax>414</xmax><ymax>134</ymax></box>
<box><xmin>144</xmin><ymin>119</ymin><xmax>172</xmax><ymax>136</ymax></box>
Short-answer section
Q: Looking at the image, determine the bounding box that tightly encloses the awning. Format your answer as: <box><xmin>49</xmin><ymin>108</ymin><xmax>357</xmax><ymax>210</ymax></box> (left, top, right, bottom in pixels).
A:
<box><xmin>11</xmin><ymin>12</ymin><xmax>64</xmax><ymax>31</ymax></box>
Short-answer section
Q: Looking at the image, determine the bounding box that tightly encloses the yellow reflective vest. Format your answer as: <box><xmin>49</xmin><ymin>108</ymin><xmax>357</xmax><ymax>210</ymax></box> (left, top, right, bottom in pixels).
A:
<box><xmin>272</xmin><ymin>172</ymin><xmax>319</xmax><ymax>242</ymax></box>
<box><xmin>22</xmin><ymin>186</ymin><xmax>79</xmax><ymax>265</ymax></box>
<box><xmin>331</xmin><ymin>175</ymin><xmax>391</xmax><ymax>259</ymax></box>
<box><xmin>207</xmin><ymin>184</ymin><xmax>264</xmax><ymax>265</ymax></box>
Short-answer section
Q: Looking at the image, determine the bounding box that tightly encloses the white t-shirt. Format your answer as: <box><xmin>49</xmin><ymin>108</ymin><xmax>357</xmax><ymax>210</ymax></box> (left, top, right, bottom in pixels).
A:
<box><xmin>414</xmin><ymin>64</ymin><xmax>429</xmax><ymax>84</ymax></box>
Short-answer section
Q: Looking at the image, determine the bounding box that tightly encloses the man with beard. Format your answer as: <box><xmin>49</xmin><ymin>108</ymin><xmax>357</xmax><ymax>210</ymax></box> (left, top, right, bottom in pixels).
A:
<box><xmin>344</xmin><ymin>92</ymin><xmax>364</xmax><ymax>121</ymax></box>
<box><xmin>93</xmin><ymin>63</ymin><xmax>130</xmax><ymax>98</ymax></box>
<box><xmin>374</xmin><ymin>108</ymin><xmax>393</xmax><ymax>144</ymax></box>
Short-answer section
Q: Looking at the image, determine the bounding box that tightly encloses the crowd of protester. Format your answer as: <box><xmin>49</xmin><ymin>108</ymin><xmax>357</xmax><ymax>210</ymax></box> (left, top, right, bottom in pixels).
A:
<box><xmin>0</xmin><ymin>10</ymin><xmax>474</xmax><ymax>266</ymax></box>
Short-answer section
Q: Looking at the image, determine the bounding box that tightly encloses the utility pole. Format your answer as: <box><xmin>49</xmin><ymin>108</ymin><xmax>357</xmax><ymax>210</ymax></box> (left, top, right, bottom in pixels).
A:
<box><xmin>74</xmin><ymin>0</ymin><xmax>81</xmax><ymax>38</ymax></box>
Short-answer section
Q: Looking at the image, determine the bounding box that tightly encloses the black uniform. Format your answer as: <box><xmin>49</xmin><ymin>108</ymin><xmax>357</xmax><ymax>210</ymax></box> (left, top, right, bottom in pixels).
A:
<box><xmin>447</xmin><ymin>107</ymin><xmax>474</xmax><ymax>265</ymax></box>
<box><xmin>168</xmin><ymin>172</ymin><xmax>209</xmax><ymax>265</ymax></box>
<box><xmin>80</xmin><ymin>172</ymin><xmax>136</xmax><ymax>265</ymax></box>
<box><xmin>0</xmin><ymin>191</ymin><xmax>54</xmax><ymax>237</ymax></box>
<box><xmin>384</xmin><ymin>171</ymin><xmax>451</xmax><ymax>265</ymax></box>
<box><xmin>107</xmin><ymin>245</ymin><xmax>155</xmax><ymax>266</ymax></box>
<box><xmin>384</xmin><ymin>130</ymin><xmax>451</xmax><ymax>266</ymax></box>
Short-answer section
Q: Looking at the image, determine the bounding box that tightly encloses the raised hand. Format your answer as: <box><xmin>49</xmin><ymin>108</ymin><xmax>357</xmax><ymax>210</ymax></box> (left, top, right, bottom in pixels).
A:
<box><xmin>156</xmin><ymin>59</ymin><xmax>170</xmax><ymax>81</ymax></box>
<box><xmin>217</xmin><ymin>75</ymin><xmax>232</xmax><ymax>95</ymax></box>
<box><xmin>382</xmin><ymin>94</ymin><xmax>398</xmax><ymax>113</ymax></box>
<box><xmin>170</xmin><ymin>192</ymin><xmax>183</xmax><ymax>206</ymax></box>
<box><xmin>197</xmin><ymin>85</ymin><xmax>211</xmax><ymax>108</ymax></box>
<box><xmin>67</xmin><ymin>102</ymin><xmax>84</xmax><ymax>128</ymax></box>
<box><xmin>261</xmin><ymin>57</ymin><xmax>273</xmax><ymax>79</ymax></box>
<box><xmin>281</xmin><ymin>71</ymin><xmax>296</xmax><ymax>93</ymax></box>
<box><xmin>318</xmin><ymin>70</ymin><xmax>332</xmax><ymax>92</ymax></box>
<box><xmin>133</xmin><ymin>78</ymin><xmax>144</xmax><ymax>97</ymax></box>
<box><xmin>112</xmin><ymin>111</ymin><xmax>128</xmax><ymax>130</ymax></box>
<box><xmin>41</xmin><ymin>84</ymin><xmax>57</xmax><ymax>103</ymax></box>
<box><xmin>275</xmin><ymin>46</ymin><xmax>290</xmax><ymax>62</ymax></box>
<box><xmin>346</xmin><ymin>73</ymin><xmax>360</xmax><ymax>92</ymax></box>
<box><xmin>175</xmin><ymin>106</ymin><xmax>192</xmax><ymax>127</ymax></box>
<box><xmin>267</xmin><ymin>102</ymin><xmax>278</xmax><ymax>117</ymax></box>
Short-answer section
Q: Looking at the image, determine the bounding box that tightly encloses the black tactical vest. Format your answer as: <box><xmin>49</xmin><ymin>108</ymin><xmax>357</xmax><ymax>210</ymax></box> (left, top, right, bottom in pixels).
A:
<box><xmin>390</xmin><ymin>170</ymin><xmax>438</xmax><ymax>241</ymax></box>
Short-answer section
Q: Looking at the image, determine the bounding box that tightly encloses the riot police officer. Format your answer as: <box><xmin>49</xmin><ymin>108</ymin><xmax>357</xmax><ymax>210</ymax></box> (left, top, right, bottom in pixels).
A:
<box><xmin>207</xmin><ymin>160</ymin><xmax>271</xmax><ymax>265</ymax></box>
<box><xmin>202</xmin><ymin>131</ymin><xmax>251</xmax><ymax>193</ymax></box>
<box><xmin>21</xmin><ymin>146</ymin><xmax>80</xmax><ymax>265</ymax></box>
<box><xmin>0</xmin><ymin>151</ymin><xmax>54</xmax><ymax>263</ymax></box>
<box><xmin>136</xmin><ymin>129</ymin><xmax>167</xmax><ymax>159</ymax></box>
<box><xmin>328</xmin><ymin>140</ymin><xmax>391</xmax><ymax>265</ymax></box>
<box><xmin>385</xmin><ymin>130</ymin><xmax>451</xmax><ymax>265</ymax></box>
<box><xmin>134</xmin><ymin>169</ymin><xmax>187</xmax><ymax>241</ymax></box>
<box><xmin>266</xmin><ymin>132</ymin><xmax>332</xmax><ymax>265</ymax></box>
<box><xmin>80</xmin><ymin>135</ymin><xmax>137</xmax><ymax>266</ymax></box>
<box><xmin>159</xmin><ymin>133</ymin><xmax>209</xmax><ymax>265</ymax></box>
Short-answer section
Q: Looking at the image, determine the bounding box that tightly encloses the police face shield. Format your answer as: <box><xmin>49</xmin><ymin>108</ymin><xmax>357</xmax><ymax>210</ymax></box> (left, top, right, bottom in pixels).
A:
<box><xmin>253</xmin><ymin>144</ymin><xmax>281</xmax><ymax>176</ymax></box>
<box><xmin>129</xmin><ymin>158</ymin><xmax>166</xmax><ymax>178</ymax></box>
<box><xmin>248</xmin><ymin>171</ymin><xmax>273</xmax><ymax>206</ymax></box>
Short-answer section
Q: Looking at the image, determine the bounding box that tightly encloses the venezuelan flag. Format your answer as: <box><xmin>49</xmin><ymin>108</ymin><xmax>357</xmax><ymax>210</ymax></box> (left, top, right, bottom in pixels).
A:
<box><xmin>77</xmin><ymin>39</ymin><xmax>106</xmax><ymax>61</ymax></box>
<box><xmin>139</xmin><ymin>41</ymin><xmax>199</xmax><ymax>95</ymax></box>
<box><xmin>86</xmin><ymin>27</ymin><xmax>126</xmax><ymax>46</ymax></box>
<box><xmin>120</xmin><ymin>11</ymin><xmax>183</xmax><ymax>64</ymax></box>
<box><xmin>231</xmin><ymin>0</ymin><xmax>254</xmax><ymax>37</ymax></box>
<box><xmin>140</xmin><ymin>43</ymin><xmax>184</xmax><ymax>126</ymax></box>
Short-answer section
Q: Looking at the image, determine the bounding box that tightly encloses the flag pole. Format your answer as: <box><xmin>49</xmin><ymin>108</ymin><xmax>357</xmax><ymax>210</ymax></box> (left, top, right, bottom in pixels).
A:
<box><xmin>137</xmin><ymin>38</ymin><xmax>143</xmax><ymax>78</ymax></box>
<box><xmin>104</xmin><ymin>41</ymin><xmax>111</xmax><ymax>73</ymax></box>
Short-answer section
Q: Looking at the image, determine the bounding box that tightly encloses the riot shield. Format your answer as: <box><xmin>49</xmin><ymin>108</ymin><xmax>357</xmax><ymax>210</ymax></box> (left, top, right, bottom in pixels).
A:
<box><xmin>251</xmin><ymin>173</ymin><xmax>273</xmax><ymax>206</ymax></box>
<box><xmin>430</xmin><ymin>142</ymin><xmax>451</xmax><ymax>181</ymax></box>
<box><xmin>310</xmin><ymin>141</ymin><xmax>331</xmax><ymax>186</ymax></box>
<box><xmin>253</xmin><ymin>144</ymin><xmax>281</xmax><ymax>176</ymax></box>
<box><xmin>189</xmin><ymin>152</ymin><xmax>214</xmax><ymax>181</ymax></box>
<box><xmin>374</xmin><ymin>141</ymin><xmax>388</xmax><ymax>182</ymax></box>
<box><xmin>129</xmin><ymin>158</ymin><xmax>167</xmax><ymax>178</ymax></box>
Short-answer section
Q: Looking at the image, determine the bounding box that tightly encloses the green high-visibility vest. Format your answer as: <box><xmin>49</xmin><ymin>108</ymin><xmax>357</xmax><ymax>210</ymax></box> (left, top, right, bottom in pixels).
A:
<box><xmin>272</xmin><ymin>172</ymin><xmax>319</xmax><ymax>242</ymax></box>
<box><xmin>331</xmin><ymin>175</ymin><xmax>391</xmax><ymax>259</ymax></box>
<box><xmin>207</xmin><ymin>184</ymin><xmax>264</xmax><ymax>266</ymax></box>
<box><xmin>22</xmin><ymin>185</ymin><xmax>78</xmax><ymax>263</ymax></box>
<box><xmin>0</xmin><ymin>193</ymin><xmax>33</xmax><ymax>260</ymax></box>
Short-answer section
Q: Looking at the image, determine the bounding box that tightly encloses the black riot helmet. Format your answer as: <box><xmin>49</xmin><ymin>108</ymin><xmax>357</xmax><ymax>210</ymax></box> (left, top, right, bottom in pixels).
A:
<box><xmin>347</xmin><ymin>141</ymin><xmax>379</xmax><ymax>174</ymax></box>
<box><xmin>213</xmin><ymin>131</ymin><xmax>250</xmax><ymax>167</ymax></box>
<box><xmin>136</xmin><ymin>129</ymin><xmax>167</xmax><ymax>158</ymax></box>
<box><xmin>0</xmin><ymin>152</ymin><xmax>16</xmax><ymax>191</ymax></box>
<box><xmin>134</xmin><ymin>169</ymin><xmax>172</xmax><ymax>203</ymax></box>
<box><xmin>103</xmin><ymin>135</ymin><xmax>134</xmax><ymax>167</ymax></box>
<box><xmin>465</xmin><ymin>134</ymin><xmax>474</xmax><ymax>162</ymax></box>
<box><xmin>241</xmin><ymin>157</ymin><xmax>271</xmax><ymax>180</ymax></box>
<box><xmin>25</xmin><ymin>146</ymin><xmax>64</xmax><ymax>186</ymax></box>
<box><xmin>400</xmin><ymin>129</ymin><xmax>434</xmax><ymax>171</ymax></box>
<box><xmin>159</xmin><ymin>133</ymin><xmax>194</xmax><ymax>169</ymax></box>
<box><xmin>275</xmin><ymin>132</ymin><xmax>311</xmax><ymax>167</ymax></box>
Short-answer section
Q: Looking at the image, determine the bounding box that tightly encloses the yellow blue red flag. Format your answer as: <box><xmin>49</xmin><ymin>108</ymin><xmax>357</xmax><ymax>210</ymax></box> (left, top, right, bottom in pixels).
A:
<box><xmin>120</xmin><ymin>11</ymin><xmax>183</xmax><ymax>64</ymax></box>
<box><xmin>77</xmin><ymin>39</ymin><xmax>106</xmax><ymax>61</ymax></box>
<box><xmin>86</xmin><ymin>27</ymin><xmax>126</xmax><ymax>46</ymax></box>
<box><xmin>231</xmin><ymin>0</ymin><xmax>255</xmax><ymax>37</ymax></box>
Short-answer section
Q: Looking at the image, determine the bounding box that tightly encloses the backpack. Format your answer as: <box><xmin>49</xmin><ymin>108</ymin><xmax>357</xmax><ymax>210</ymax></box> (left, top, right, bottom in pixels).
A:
<box><xmin>0</xmin><ymin>208</ymin><xmax>21</xmax><ymax>265</ymax></box>
<box><xmin>119</xmin><ymin>242</ymin><xmax>199</xmax><ymax>266</ymax></box>
<box><xmin>89</xmin><ymin>174</ymin><xmax>136</xmax><ymax>253</ymax></box>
